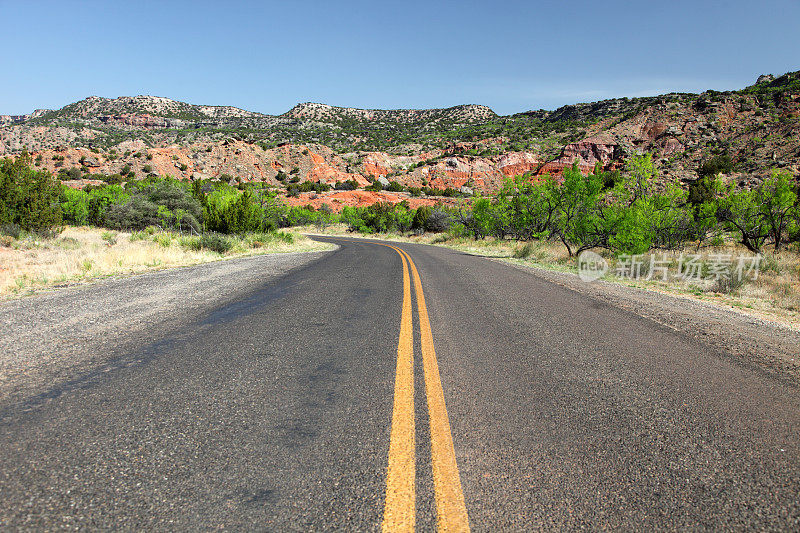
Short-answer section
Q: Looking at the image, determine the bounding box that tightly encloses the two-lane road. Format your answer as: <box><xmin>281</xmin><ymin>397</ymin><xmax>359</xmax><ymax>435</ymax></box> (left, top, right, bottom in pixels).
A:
<box><xmin>1</xmin><ymin>237</ymin><xmax>799</xmax><ymax>530</ymax></box>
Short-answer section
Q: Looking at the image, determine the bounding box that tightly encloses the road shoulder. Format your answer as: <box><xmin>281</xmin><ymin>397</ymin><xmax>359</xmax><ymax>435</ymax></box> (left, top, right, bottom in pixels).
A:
<box><xmin>0</xmin><ymin>248</ymin><xmax>337</xmax><ymax>405</ymax></box>
<box><xmin>497</xmin><ymin>257</ymin><xmax>800</xmax><ymax>385</ymax></box>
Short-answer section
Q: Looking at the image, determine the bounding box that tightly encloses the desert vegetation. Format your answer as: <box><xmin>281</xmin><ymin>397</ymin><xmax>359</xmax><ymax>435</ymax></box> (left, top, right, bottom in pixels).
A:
<box><xmin>4</xmin><ymin>151</ymin><xmax>800</xmax><ymax>258</ymax></box>
<box><xmin>0</xmin><ymin>152</ymin><xmax>332</xmax><ymax>296</ymax></box>
<box><xmin>329</xmin><ymin>155</ymin><xmax>799</xmax><ymax>256</ymax></box>
<box><xmin>2</xmin><ymin>148</ymin><xmax>799</xmax><ymax>317</ymax></box>
<box><xmin>317</xmin><ymin>154</ymin><xmax>800</xmax><ymax>320</ymax></box>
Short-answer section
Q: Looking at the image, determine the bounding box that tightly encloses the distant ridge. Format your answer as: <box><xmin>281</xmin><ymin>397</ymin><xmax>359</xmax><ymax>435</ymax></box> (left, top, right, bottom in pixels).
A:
<box><xmin>29</xmin><ymin>95</ymin><xmax>267</xmax><ymax>122</ymax></box>
<box><xmin>282</xmin><ymin>102</ymin><xmax>497</xmax><ymax>123</ymax></box>
<box><xmin>2</xmin><ymin>70</ymin><xmax>799</xmax><ymax>192</ymax></box>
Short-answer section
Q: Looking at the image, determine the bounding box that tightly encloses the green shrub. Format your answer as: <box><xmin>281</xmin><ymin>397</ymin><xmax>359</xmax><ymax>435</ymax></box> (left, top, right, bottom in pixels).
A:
<box><xmin>129</xmin><ymin>230</ymin><xmax>147</xmax><ymax>242</ymax></box>
<box><xmin>199</xmin><ymin>232</ymin><xmax>232</xmax><ymax>254</ymax></box>
<box><xmin>106</xmin><ymin>196</ymin><xmax>161</xmax><ymax>230</ymax></box>
<box><xmin>77</xmin><ymin>185</ymin><xmax>130</xmax><ymax>226</ymax></box>
<box><xmin>424</xmin><ymin>209</ymin><xmax>452</xmax><ymax>233</ymax></box>
<box><xmin>241</xmin><ymin>230</ymin><xmax>294</xmax><ymax>248</ymax></box>
<box><xmin>340</xmin><ymin>202</ymin><xmax>414</xmax><ymax>234</ymax></box>
<box><xmin>103</xmin><ymin>178</ymin><xmax>205</xmax><ymax>232</ymax></box>
<box><xmin>513</xmin><ymin>242</ymin><xmax>535</xmax><ymax>259</ymax></box>
<box><xmin>688</xmin><ymin>175</ymin><xmax>717</xmax><ymax>206</ymax></box>
<box><xmin>275</xmin><ymin>230</ymin><xmax>294</xmax><ymax>244</ymax></box>
<box><xmin>334</xmin><ymin>179</ymin><xmax>358</xmax><ymax>190</ymax></box>
<box><xmin>60</xmin><ymin>167</ymin><xmax>82</xmax><ymax>180</ymax></box>
<box><xmin>130</xmin><ymin>226</ymin><xmax>158</xmax><ymax>241</ymax></box>
<box><xmin>1</xmin><ymin>223</ymin><xmax>22</xmax><ymax>239</ymax></box>
<box><xmin>153</xmin><ymin>233</ymin><xmax>172</xmax><ymax>247</ymax></box>
<box><xmin>178</xmin><ymin>235</ymin><xmax>202</xmax><ymax>250</ymax></box>
<box><xmin>412</xmin><ymin>205</ymin><xmax>432</xmax><ymax>232</ymax></box>
<box><xmin>60</xmin><ymin>187</ymin><xmax>91</xmax><ymax>225</ymax></box>
<box><xmin>284</xmin><ymin>206</ymin><xmax>319</xmax><ymax>227</ymax></box>
<box><xmin>0</xmin><ymin>153</ymin><xmax>63</xmax><ymax>232</ymax></box>
<box><xmin>699</xmin><ymin>154</ymin><xmax>734</xmax><ymax>177</ymax></box>
<box><xmin>101</xmin><ymin>231</ymin><xmax>118</xmax><ymax>245</ymax></box>
<box><xmin>710</xmin><ymin>275</ymin><xmax>747</xmax><ymax>294</ymax></box>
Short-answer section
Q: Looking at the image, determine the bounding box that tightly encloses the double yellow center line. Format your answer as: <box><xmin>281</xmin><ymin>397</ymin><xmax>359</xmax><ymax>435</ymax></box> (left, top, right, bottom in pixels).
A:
<box><xmin>382</xmin><ymin>245</ymin><xmax>470</xmax><ymax>533</ymax></box>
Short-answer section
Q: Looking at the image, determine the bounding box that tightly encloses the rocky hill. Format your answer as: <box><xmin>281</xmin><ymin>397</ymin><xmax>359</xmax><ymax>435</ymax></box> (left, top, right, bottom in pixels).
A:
<box><xmin>2</xmin><ymin>70</ymin><xmax>799</xmax><ymax>206</ymax></box>
<box><xmin>283</xmin><ymin>102</ymin><xmax>496</xmax><ymax>123</ymax></box>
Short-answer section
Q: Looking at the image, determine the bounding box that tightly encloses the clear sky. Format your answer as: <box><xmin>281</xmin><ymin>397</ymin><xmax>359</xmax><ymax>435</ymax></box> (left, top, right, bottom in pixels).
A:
<box><xmin>1</xmin><ymin>0</ymin><xmax>799</xmax><ymax>116</ymax></box>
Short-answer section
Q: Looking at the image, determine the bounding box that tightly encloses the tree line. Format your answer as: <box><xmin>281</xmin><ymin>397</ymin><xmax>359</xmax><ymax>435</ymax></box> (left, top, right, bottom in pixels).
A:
<box><xmin>2</xmin><ymin>151</ymin><xmax>799</xmax><ymax>256</ymax></box>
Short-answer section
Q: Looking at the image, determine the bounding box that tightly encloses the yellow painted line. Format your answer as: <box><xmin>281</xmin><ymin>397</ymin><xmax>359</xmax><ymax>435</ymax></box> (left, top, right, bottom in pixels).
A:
<box><xmin>382</xmin><ymin>249</ymin><xmax>415</xmax><ymax>533</ymax></box>
<box><xmin>395</xmin><ymin>247</ymin><xmax>470</xmax><ymax>533</ymax></box>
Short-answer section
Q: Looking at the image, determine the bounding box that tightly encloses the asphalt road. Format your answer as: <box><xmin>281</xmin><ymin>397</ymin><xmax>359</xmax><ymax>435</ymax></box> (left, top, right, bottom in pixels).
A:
<box><xmin>1</xmin><ymin>237</ymin><xmax>799</xmax><ymax>530</ymax></box>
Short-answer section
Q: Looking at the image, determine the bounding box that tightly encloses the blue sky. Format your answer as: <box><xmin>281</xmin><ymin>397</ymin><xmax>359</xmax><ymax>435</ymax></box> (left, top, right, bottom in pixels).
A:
<box><xmin>1</xmin><ymin>0</ymin><xmax>799</xmax><ymax>115</ymax></box>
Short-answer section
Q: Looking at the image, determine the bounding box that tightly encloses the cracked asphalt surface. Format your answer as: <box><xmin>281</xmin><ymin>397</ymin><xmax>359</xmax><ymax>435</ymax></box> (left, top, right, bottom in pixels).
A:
<box><xmin>1</xmin><ymin>237</ymin><xmax>799</xmax><ymax>530</ymax></box>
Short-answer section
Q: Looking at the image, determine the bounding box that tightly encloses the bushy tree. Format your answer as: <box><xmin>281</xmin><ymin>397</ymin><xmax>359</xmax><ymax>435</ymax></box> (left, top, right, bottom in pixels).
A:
<box><xmin>60</xmin><ymin>187</ymin><xmax>91</xmax><ymax>225</ymax></box>
<box><xmin>412</xmin><ymin>205</ymin><xmax>432</xmax><ymax>233</ymax></box>
<box><xmin>551</xmin><ymin>163</ymin><xmax>607</xmax><ymax>256</ymax></box>
<box><xmin>699</xmin><ymin>154</ymin><xmax>734</xmax><ymax>177</ymax></box>
<box><xmin>463</xmin><ymin>197</ymin><xmax>501</xmax><ymax>239</ymax></box>
<box><xmin>625</xmin><ymin>153</ymin><xmax>657</xmax><ymax>202</ymax></box>
<box><xmin>716</xmin><ymin>185</ymin><xmax>770</xmax><ymax>253</ymax></box>
<box><xmin>496</xmin><ymin>175</ymin><xmax>557</xmax><ymax>240</ymax></box>
<box><xmin>424</xmin><ymin>209</ymin><xmax>452</xmax><ymax>233</ymax></box>
<box><xmin>0</xmin><ymin>153</ymin><xmax>63</xmax><ymax>233</ymax></box>
<box><xmin>713</xmin><ymin>170</ymin><xmax>798</xmax><ymax>253</ymax></box>
<box><xmin>86</xmin><ymin>185</ymin><xmax>130</xmax><ymax>226</ymax></box>
<box><xmin>754</xmin><ymin>170</ymin><xmax>797</xmax><ymax>251</ymax></box>
<box><xmin>105</xmin><ymin>196</ymin><xmax>161</xmax><ymax>229</ymax></box>
<box><xmin>611</xmin><ymin>184</ymin><xmax>694</xmax><ymax>253</ymax></box>
<box><xmin>205</xmin><ymin>188</ymin><xmax>266</xmax><ymax>233</ymax></box>
<box><xmin>134</xmin><ymin>179</ymin><xmax>203</xmax><ymax>223</ymax></box>
<box><xmin>285</xmin><ymin>205</ymin><xmax>319</xmax><ymax>227</ymax></box>
<box><xmin>339</xmin><ymin>202</ymin><xmax>414</xmax><ymax>234</ymax></box>
<box><xmin>335</xmin><ymin>179</ymin><xmax>358</xmax><ymax>191</ymax></box>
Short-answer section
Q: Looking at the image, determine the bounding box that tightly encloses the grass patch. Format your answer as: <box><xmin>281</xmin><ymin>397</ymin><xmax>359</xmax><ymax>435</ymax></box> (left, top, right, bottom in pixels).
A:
<box><xmin>0</xmin><ymin>226</ymin><xmax>334</xmax><ymax>298</ymax></box>
<box><xmin>513</xmin><ymin>242</ymin><xmax>535</xmax><ymax>259</ymax></box>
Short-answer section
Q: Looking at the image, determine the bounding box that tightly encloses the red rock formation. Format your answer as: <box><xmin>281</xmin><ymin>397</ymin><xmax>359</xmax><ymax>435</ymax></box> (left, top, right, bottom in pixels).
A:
<box><xmin>537</xmin><ymin>136</ymin><xmax>622</xmax><ymax>176</ymax></box>
<box><xmin>655</xmin><ymin>136</ymin><xmax>684</xmax><ymax>156</ymax></box>
<box><xmin>497</xmin><ymin>152</ymin><xmax>541</xmax><ymax>176</ymax></box>
<box><xmin>282</xmin><ymin>190</ymin><xmax>467</xmax><ymax>212</ymax></box>
<box><xmin>642</xmin><ymin>122</ymin><xmax>668</xmax><ymax>139</ymax></box>
<box><xmin>306</xmin><ymin>149</ymin><xmax>371</xmax><ymax>186</ymax></box>
<box><xmin>362</xmin><ymin>154</ymin><xmax>391</xmax><ymax>177</ymax></box>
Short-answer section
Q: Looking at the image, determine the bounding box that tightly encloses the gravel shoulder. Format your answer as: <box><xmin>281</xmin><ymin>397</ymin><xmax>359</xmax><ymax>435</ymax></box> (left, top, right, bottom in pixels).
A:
<box><xmin>497</xmin><ymin>257</ymin><xmax>800</xmax><ymax>385</ymax></box>
<box><xmin>0</xmin><ymin>248</ymin><xmax>336</xmax><ymax>404</ymax></box>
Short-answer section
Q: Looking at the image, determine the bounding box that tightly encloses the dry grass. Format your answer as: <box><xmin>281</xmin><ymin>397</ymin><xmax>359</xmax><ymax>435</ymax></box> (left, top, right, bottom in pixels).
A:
<box><xmin>458</xmin><ymin>240</ymin><xmax>800</xmax><ymax>326</ymax></box>
<box><xmin>0</xmin><ymin>226</ymin><xmax>333</xmax><ymax>298</ymax></box>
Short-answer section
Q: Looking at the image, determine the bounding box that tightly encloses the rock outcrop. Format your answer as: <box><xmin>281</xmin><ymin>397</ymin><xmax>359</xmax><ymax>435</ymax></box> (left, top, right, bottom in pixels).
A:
<box><xmin>539</xmin><ymin>136</ymin><xmax>623</xmax><ymax>175</ymax></box>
